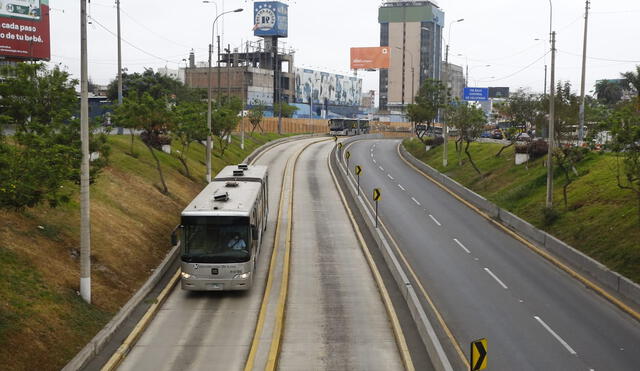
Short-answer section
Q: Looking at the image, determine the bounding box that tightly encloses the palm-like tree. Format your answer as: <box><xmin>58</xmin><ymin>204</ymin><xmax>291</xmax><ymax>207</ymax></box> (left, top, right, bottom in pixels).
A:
<box><xmin>594</xmin><ymin>80</ymin><xmax>623</xmax><ymax>106</ymax></box>
<box><xmin>621</xmin><ymin>65</ymin><xmax>640</xmax><ymax>99</ymax></box>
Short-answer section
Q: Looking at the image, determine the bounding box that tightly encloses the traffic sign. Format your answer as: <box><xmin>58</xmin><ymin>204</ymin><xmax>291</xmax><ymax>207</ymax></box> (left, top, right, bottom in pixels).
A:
<box><xmin>463</xmin><ymin>87</ymin><xmax>489</xmax><ymax>101</ymax></box>
<box><xmin>333</xmin><ymin>135</ymin><xmax>338</xmax><ymax>142</ymax></box>
<box><xmin>338</xmin><ymin>142</ymin><xmax>343</xmax><ymax>149</ymax></box>
<box><xmin>355</xmin><ymin>165</ymin><xmax>362</xmax><ymax>176</ymax></box>
<box><xmin>345</xmin><ymin>151</ymin><xmax>351</xmax><ymax>160</ymax></box>
<box><xmin>471</xmin><ymin>338</ymin><xmax>487</xmax><ymax>371</ymax></box>
<box><xmin>373</xmin><ymin>188</ymin><xmax>381</xmax><ymax>201</ymax></box>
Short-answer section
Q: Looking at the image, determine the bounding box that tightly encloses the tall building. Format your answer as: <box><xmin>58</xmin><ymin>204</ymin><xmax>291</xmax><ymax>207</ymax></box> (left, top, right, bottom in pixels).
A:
<box><xmin>443</xmin><ymin>62</ymin><xmax>465</xmax><ymax>101</ymax></box>
<box><xmin>379</xmin><ymin>0</ymin><xmax>444</xmax><ymax>113</ymax></box>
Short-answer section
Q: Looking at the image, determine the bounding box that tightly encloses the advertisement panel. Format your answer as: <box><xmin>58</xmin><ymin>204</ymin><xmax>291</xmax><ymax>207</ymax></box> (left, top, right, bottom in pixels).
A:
<box><xmin>463</xmin><ymin>87</ymin><xmax>489</xmax><ymax>101</ymax></box>
<box><xmin>350</xmin><ymin>47</ymin><xmax>390</xmax><ymax>70</ymax></box>
<box><xmin>489</xmin><ymin>87</ymin><xmax>510</xmax><ymax>98</ymax></box>
<box><xmin>0</xmin><ymin>0</ymin><xmax>50</xmax><ymax>60</ymax></box>
<box><xmin>254</xmin><ymin>1</ymin><xmax>288</xmax><ymax>38</ymax></box>
<box><xmin>295</xmin><ymin>68</ymin><xmax>362</xmax><ymax>107</ymax></box>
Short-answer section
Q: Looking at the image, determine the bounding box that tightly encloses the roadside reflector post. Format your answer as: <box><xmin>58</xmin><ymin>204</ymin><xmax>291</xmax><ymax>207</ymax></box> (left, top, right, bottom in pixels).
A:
<box><xmin>373</xmin><ymin>188</ymin><xmax>381</xmax><ymax>228</ymax></box>
<box><xmin>355</xmin><ymin>165</ymin><xmax>362</xmax><ymax>195</ymax></box>
<box><xmin>470</xmin><ymin>338</ymin><xmax>487</xmax><ymax>371</ymax></box>
<box><xmin>345</xmin><ymin>150</ymin><xmax>351</xmax><ymax>171</ymax></box>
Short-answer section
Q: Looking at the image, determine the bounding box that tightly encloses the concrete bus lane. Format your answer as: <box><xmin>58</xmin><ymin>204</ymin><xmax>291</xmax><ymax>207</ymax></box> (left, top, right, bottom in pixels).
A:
<box><xmin>346</xmin><ymin>139</ymin><xmax>640</xmax><ymax>371</ymax></box>
<box><xmin>116</xmin><ymin>137</ymin><xmax>321</xmax><ymax>371</ymax></box>
<box><xmin>277</xmin><ymin>140</ymin><xmax>404</xmax><ymax>370</ymax></box>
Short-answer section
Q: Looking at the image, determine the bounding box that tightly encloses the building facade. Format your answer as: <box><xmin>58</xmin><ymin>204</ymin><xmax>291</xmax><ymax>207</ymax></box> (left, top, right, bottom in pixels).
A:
<box><xmin>443</xmin><ymin>62</ymin><xmax>465</xmax><ymax>101</ymax></box>
<box><xmin>378</xmin><ymin>0</ymin><xmax>444</xmax><ymax>112</ymax></box>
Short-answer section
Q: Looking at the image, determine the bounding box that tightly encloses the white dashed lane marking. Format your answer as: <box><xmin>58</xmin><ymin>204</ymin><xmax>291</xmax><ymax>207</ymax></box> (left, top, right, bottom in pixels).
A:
<box><xmin>398</xmin><ymin>184</ymin><xmax>405</xmax><ymax>191</ymax></box>
<box><xmin>534</xmin><ymin>316</ymin><xmax>577</xmax><ymax>355</ymax></box>
<box><xmin>379</xmin><ymin>166</ymin><xmax>384</xmax><ymax>171</ymax></box>
<box><xmin>388</xmin><ymin>174</ymin><xmax>395</xmax><ymax>180</ymax></box>
<box><xmin>411</xmin><ymin>197</ymin><xmax>421</xmax><ymax>206</ymax></box>
<box><xmin>484</xmin><ymin>268</ymin><xmax>508</xmax><ymax>290</ymax></box>
<box><xmin>429</xmin><ymin>214</ymin><xmax>441</xmax><ymax>226</ymax></box>
<box><xmin>453</xmin><ymin>238</ymin><xmax>471</xmax><ymax>254</ymax></box>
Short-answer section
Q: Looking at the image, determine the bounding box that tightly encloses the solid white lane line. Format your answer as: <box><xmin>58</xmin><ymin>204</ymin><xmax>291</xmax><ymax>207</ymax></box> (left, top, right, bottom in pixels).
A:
<box><xmin>453</xmin><ymin>239</ymin><xmax>471</xmax><ymax>254</ymax></box>
<box><xmin>411</xmin><ymin>197</ymin><xmax>421</xmax><ymax>206</ymax></box>
<box><xmin>398</xmin><ymin>184</ymin><xmax>406</xmax><ymax>191</ymax></box>
<box><xmin>534</xmin><ymin>316</ymin><xmax>577</xmax><ymax>355</ymax></box>
<box><xmin>379</xmin><ymin>166</ymin><xmax>384</xmax><ymax>171</ymax></box>
<box><xmin>429</xmin><ymin>214</ymin><xmax>441</xmax><ymax>226</ymax></box>
<box><xmin>388</xmin><ymin>174</ymin><xmax>395</xmax><ymax>180</ymax></box>
<box><xmin>484</xmin><ymin>268</ymin><xmax>508</xmax><ymax>289</ymax></box>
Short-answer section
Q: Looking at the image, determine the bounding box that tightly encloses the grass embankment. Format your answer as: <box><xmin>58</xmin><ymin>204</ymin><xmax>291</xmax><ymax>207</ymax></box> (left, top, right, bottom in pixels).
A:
<box><xmin>0</xmin><ymin>133</ymin><xmax>288</xmax><ymax>371</ymax></box>
<box><xmin>403</xmin><ymin>138</ymin><xmax>640</xmax><ymax>283</ymax></box>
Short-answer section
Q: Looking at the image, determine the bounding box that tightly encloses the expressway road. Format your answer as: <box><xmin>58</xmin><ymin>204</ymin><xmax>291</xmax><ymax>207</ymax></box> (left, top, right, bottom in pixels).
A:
<box><xmin>345</xmin><ymin>138</ymin><xmax>640</xmax><ymax>371</ymax></box>
<box><xmin>111</xmin><ymin>137</ymin><xmax>412</xmax><ymax>371</ymax></box>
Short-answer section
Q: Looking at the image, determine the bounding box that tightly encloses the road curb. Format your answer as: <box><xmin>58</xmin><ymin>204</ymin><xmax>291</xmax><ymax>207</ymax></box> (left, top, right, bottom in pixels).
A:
<box><xmin>398</xmin><ymin>143</ymin><xmax>640</xmax><ymax>314</ymax></box>
<box><xmin>62</xmin><ymin>134</ymin><xmax>318</xmax><ymax>371</ymax></box>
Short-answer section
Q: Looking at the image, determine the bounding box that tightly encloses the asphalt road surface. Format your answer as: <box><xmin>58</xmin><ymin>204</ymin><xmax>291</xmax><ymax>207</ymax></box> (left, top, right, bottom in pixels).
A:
<box><xmin>345</xmin><ymin>138</ymin><xmax>640</xmax><ymax>371</ymax></box>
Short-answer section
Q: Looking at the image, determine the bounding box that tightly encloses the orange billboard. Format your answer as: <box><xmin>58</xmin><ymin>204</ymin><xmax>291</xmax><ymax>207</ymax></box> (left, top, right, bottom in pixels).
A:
<box><xmin>350</xmin><ymin>47</ymin><xmax>390</xmax><ymax>70</ymax></box>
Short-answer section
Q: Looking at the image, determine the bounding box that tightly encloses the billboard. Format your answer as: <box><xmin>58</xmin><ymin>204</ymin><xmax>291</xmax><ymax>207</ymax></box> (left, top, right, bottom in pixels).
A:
<box><xmin>463</xmin><ymin>87</ymin><xmax>489</xmax><ymax>101</ymax></box>
<box><xmin>254</xmin><ymin>1</ymin><xmax>288</xmax><ymax>38</ymax></box>
<box><xmin>295</xmin><ymin>68</ymin><xmax>362</xmax><ymax>107</ymax></box>
<box><xmin>0</xmin><ymin>0</ymin><xmax>50</xmax><ymax>60</ymax></box>
<box><xmin>489</xmin><ymin>87</ymin><xmax>510</xmax><ymax>98</ymax></box>
<box><xmin>350</xmin><ymin>47</ymin><xmax>390</xmax><ymax>70</ymax></box>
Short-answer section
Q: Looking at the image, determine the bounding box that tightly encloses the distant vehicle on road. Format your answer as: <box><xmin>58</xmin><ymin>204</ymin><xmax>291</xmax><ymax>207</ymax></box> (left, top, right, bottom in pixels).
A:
<box><xmin>329</xmin><ymin>118</ymin><xmax>370</xmax><ymax>136</ymax></box>
<box><xmin>491</xmin><ymin>129</ymin><xmax>503</xmax><ymax>139</ymax></box>
<box><xmin>174</xmin><ymin>164</ymin><xmax>269</xmax><ymax>291</ymax></box>
<box><xmin>480</xmin><ymin>131</ymin><xmax>492</xmax><ymax>138</ymax></box>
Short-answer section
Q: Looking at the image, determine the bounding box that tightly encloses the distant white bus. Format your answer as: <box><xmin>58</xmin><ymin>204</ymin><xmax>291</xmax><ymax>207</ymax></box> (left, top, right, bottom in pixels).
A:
<box><xmin>173</xmin><ymin>164</ymin><xmax>268</xmax><ymax>291</ymax></box>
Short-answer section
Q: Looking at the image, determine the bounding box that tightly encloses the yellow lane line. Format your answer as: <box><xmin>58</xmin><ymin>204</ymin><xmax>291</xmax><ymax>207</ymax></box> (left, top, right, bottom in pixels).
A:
<box><xmin>101</xmin><ymin>269</ymin><xmax>181</xmax><ymax>371</ymax></box>
<box><xmin>265</xmin><ymin>138</ymin><xmax>331</xmax><ymax>371</ymax></box>
<box><xmin>327</xmin><ymin>145</ymin><xmax>415</xmax><ymax>371</ymax></box>
<box><xmin>343</xmin><ymin>140</ymin><xmax>470</xmax><ymax>368</ymax></box>
<box><xmin>396</xmin><ymin>142</ymin><xmax>640</xmax><ymax>324</ymax></box>
<box><xmin>243</xmin><ymin>154</ymin><xmax>292</xmax><ymax>371</ymax></box>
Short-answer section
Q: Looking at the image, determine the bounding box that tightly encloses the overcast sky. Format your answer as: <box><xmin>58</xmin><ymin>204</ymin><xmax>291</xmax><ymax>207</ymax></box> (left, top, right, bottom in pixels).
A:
<box><xmin>50</xmin><ymin>0</ymin><xmax>640</xmax><ymax>97</ymax></box>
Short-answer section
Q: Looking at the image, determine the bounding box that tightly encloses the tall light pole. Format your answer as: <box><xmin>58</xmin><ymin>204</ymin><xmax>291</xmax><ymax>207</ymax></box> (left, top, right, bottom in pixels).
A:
<box><xmin>546</xmin><ymin>0</ymin><xmax>557</xmax><ymax>208</ymax></box>
<box><xmin>116</xmin><ymin>0</ymin><xmax>123</xmax><ymax>106</ymax></box>
<box><xmin>80</xmin><ymin>0</ymin><xmax>91</xmax><ymax>304</ymax></box>
<box><xmin>443</xmin><ymin>18</ymin><xmax>464</xmax><ymax>168</ymax></box>
<box><xmin>205</xmin><ymin>8</ymin><xmax>243</xmax><ymax>183</ymax></box>
<box><xmin>578</xmin><ymin>0</ymin><xmax>591</xmax><ymax>143</ymax></box>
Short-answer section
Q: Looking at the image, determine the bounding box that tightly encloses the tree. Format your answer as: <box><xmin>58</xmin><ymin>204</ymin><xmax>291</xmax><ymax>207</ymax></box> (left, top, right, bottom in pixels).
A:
<box><xmin>0</xmin><ymin>63</ymin><xmax>109</xmax><ymax>210</ymax></box>
<box><xmin>621</xmin><ymin>65</ymin><xmax>640</xmax><ymax>100</ymax></box>
<box><xmin>273</xmin><ymin>102</ymin><xmax>299</xmax><ymax>118</ymax></box>
<box><xmin>495</xmin><ymin>89</ymin><xmax>545</xmax><ymax>157</ymax></box>
<box><xmin>606</xmin><ymin>100</ymin><xmax>640</xmax><ymax>225</ymax></box>
<box><xmin>212</xmin><ymin>96</ymin><xmax>242</xmax><ymax>157</ymax></box>
<box><xmin>406</xmin><ymin>79</ymin><xmax>448</xmax><ymax>141</ymax></box>
<box><xmin>106</xmin><ymin>68</ymin><xmax>199</xmax><ymax>102</ymax></box>
<box><xmin>173</xmin><ymin>101</ymin><xmax>208</xmax><ymax>178</ymax></box>
<box><xmin>248</xmin><ymin>103</ymin><xmax>266</xmax><ymax>134</ymax></box>
<box><xmin>113</xmin><ymin>92</ymin><xmax>174</xmax><ymax>194</ymax></box>
<box><xmin>595</xmin><ymin>80</ymin><xmax>624</xmax><ymax>106</ymax></box>
<box><xmin>446</xmin><ymin>100</ymin><xmax>486</xmax><ymax>174</ymax></box>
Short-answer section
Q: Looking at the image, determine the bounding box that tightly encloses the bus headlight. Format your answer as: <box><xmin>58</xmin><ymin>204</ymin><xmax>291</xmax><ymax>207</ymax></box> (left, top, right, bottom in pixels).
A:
<box><xmin>181</xmin><ymin>272</ymin><xmax>192</xmax><ymax>279</ymax></box>
<box><xmin>234</xmin><ymin>272</ymin><xmax>251</xmax><ymax>280</ymax></box>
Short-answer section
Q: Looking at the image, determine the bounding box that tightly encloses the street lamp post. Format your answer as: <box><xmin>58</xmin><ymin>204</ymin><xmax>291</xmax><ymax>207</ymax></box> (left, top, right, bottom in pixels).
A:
<box><xmin>205</xmin><ymin>8</ymin><xmax>243</xmax><ymax>183</ymax></box>
<box><xmin>546</xmin><ymin>1</ymin><xmax>556</xmax><ymax>209</ymax></box>
<box><xmin>80</xmin><ymin>0</ymin><xmax>91</xmax><ymax>304</ymax></box>
<box><xmin>443</xmin><ymin>18</ymin><xmax>464</xmax><ymax>168</ymax></box>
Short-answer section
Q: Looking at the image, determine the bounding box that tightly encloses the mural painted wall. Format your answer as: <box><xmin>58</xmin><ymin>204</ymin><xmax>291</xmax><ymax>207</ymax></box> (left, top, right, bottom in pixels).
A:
<box><xmin>295</xmin><ymin>68</ymin><xmax>362</xmax><ymax>107</ymax></box>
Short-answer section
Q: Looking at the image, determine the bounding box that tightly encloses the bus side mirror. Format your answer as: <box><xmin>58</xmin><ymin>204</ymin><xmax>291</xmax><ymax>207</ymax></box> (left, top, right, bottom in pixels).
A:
<box><xmin>251</xmin><ymin>226</ymin><xmax>258</xmax><ymax>240</ymax></box>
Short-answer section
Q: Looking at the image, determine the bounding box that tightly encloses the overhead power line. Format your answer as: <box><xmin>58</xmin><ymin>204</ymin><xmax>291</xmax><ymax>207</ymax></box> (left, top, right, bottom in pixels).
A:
<box><xmin>88</xmin><ymin>15</ymin><xmax>181</xmax><ymax>65</ymax></box>
<box><xmin>479</xmin><ymin>52</ymin><xmax>549</xmax><ymax>83</ymax></box>
<box><xmin>557</xmin><ymin>49</ymin><xmax>640</xmax><ymax>63</ymax></box>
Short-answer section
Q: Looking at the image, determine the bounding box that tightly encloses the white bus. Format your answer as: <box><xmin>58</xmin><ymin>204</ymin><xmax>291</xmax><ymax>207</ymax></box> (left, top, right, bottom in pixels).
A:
<box><xmin>173</xmin><ymin>165</ymin><xmax>268</xmax><ymax>291</ymax></box>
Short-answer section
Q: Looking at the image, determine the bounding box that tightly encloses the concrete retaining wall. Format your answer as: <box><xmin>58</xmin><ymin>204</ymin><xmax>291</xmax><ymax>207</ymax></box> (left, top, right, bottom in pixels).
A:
<box><xmin>399</xmin><ymin>143</ymin><xmax>640</xmax><ymax>309</ymax></box>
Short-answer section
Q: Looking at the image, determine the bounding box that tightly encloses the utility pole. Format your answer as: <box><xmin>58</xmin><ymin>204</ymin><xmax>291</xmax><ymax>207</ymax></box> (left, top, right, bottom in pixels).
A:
<box><xmin>546</xmin><ymin>31</ymin><xmax>557</xmax><ymax>209</ymax></box>
<box><xmin>227</xmin><ymin>44</ymin><xmax>231</xmax><ymax>98</ymax></box>
<box><xmin>217</xmin><ymin>35</ymin><xmax>222</xmax><ymax>102</ymax></box>
<box><xmin>80</xmin><ymin>0</ymin><xmax>91</xmax><ymax>304</ymax></box>
<box><xmin>578</xmin><ymin>0</ymin><xmax>590</xmax><ymax>143</ymax></box>
<box><xmin>206</xmin><ymin>43</ymin><xmax>213</xmax><ymax>183</ymax></box>
<box><xmin>443</xmin><ymin>44</ymin><xmax>450</xmax><ymax>167</ymax></box>
<box><xmin>116</xmin><ymin>0</ymin><xmax>122</xmax><ymax>105</ymax></box>
<box><xmin>544</xmin><ymin>65</ymin><xmax>548</xmax><ymax>95</ymax></box>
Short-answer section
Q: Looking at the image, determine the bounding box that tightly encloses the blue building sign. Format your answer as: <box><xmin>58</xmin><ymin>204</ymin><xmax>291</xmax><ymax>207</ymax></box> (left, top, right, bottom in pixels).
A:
<box><xmin>463</xmin><ymin>87</ymin><xmax>489</xmax><ymax>101</ymax></box>
<box><xmin>254</xmin><ymin>2</ymin><xmax>288</xmax><ymax>38</ymax></box>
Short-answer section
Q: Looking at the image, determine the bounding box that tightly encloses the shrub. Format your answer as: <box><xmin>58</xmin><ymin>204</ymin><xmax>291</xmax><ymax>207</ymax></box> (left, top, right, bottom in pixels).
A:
<box><xmin>424</xmin><ymin>136</ymin><xmax>444</xmax><ymax>147</ymax></box>
<box><xmin>529</xmin><ymin>139</ymin><xmax>549</xmax><ymax>159</ymax></box>
<box><xmin>515</xmin><ymin>144</ymin><xmax>529</xmax><ymax>154</ymax></box>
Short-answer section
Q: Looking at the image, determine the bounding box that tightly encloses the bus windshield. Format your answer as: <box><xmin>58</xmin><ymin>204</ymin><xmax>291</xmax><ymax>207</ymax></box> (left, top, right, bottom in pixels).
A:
<box><xmin>181</xmin><ymin>216</ymin><xmax>251</xmax><ymax>263</ymax></box>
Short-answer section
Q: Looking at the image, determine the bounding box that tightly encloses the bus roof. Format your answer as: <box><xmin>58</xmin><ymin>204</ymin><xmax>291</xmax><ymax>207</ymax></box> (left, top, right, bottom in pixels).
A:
<box><xmin>214</xmin><ymin>164</ymin><xmax>268</xmax><ymax>183</ymax></box>
<box><xmin>182</xmin><ymin>180</ymin><xmax>262</xmax><ymax>217</ymax></box>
